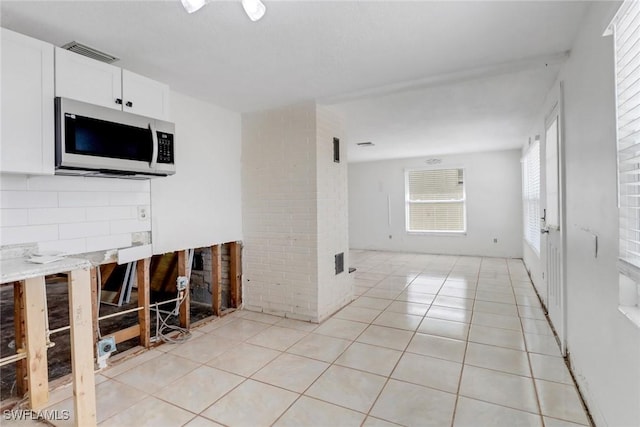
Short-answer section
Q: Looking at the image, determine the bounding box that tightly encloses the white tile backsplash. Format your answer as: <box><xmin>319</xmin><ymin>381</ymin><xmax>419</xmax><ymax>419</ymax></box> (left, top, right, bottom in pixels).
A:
<box><xmin>109</xmin><ymin>192</ymin><xmax>150</xmax><ymax>206</ymax></box>
<box><xmin>28</xmin><ymin>207</ymin><xmax>86</xmax><ymax>225</ymax></box>
<box><xmin>86</xmin><ymin>234</ymin><xmax>132</xmax><ymax>253</ymax></box>
<box><xmin>86</xmin><ymin>206</ymin><xmax>135</xmax><ymax>221</ymax></box>
<box><xmin>37</xmin><ymin>238</ymin><xmax>87</xmax><ymax>255</ymax></box>
<box><xmin>0</xmin><ymin>224</ymin><xmax>59</xmax><ymax>245</ymax></box>
<box><xmin>58</xmin><ymin>191</ymin><xmax>110</xmax><ymax>207</ymax></box>
<box><xmin>1</xmin><ymin>191</ymin><xmax>58</xmax><ymax>208</ymax></box>
<box><xmin>59</xmin><ymin>221</ymin><xmax>110</xmax><ymax>239</ymax></box>
<box><xmin>0</xmin><ymin>175</ymin><xmax>28</xmax><ymax>190</ymax></box>
<box><xmin>0</xmin><ymin>173</ymin><xmax>152</xmax><ymax>254</ymax></box>
<box><xmin>110</xmin><ymin>219</ymin><xmax>151</xmax><ymax>234</ymax></box>
<box><xmin>0</xmin><ymin>209</ymin><xmax>29</xmax><ymax>227</ymax></box>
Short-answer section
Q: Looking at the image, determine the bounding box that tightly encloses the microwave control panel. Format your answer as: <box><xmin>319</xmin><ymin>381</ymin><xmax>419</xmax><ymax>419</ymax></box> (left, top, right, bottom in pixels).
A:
<box><xmin>157</xmin><ymin>133</ymin><xmax>174</xmax><ymax>164</ymax></box>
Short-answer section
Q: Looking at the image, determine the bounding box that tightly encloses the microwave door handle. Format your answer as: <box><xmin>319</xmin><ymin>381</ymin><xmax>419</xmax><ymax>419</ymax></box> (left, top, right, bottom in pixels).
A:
<box><xmin>149</xmin><ymin>122</ymin><xmax>158</xmax><ymax>168</ymax></box>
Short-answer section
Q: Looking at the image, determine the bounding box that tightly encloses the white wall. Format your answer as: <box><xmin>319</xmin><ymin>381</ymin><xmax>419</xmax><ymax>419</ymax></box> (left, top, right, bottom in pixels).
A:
<box><xmin>242</xmin><ymin>103</ymin><xmax>352</xmax><ymax>322</ymax></box>
<box><xmin>316</xmin><ymin>106</ymin><xmax>352</xmax><ymax>321</ymax></box>
<box><xmin>349</xmin><ymin>149</ymin><xmax>523</xmax><ymax>258</ymax></box>
<box><xmin>151</xmin><ymin>91</ymin><xmax>242</xmax><ymax>254</ymax></box>
<box><xmin>0</xmin><ymin>173</ymin><xmax>150</xmax><ymax>254</ymax></box>
<box><xmin>242</xmin><ymin>102</ymin><xmax>320</xmax><ymax>321</ymax></box>
<box><xmin>522</xmin><ymin>2</ymin><xmax>640</xmax><ymax>426</ymax></box>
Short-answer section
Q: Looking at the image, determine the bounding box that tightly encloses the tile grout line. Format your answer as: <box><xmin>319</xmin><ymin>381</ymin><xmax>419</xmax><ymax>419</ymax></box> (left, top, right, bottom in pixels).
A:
<box><xmin>507</xmin><ymin>258</ymin><xmax>547</xmax><ymax>427</ymax></box>
<box><xmin>449</xmin><ymin>256</ymin><xmax>481</xmax><ymax>427</ymax></box>
<box><xmin>359</xmin><ymin>261</ymin><xmax>443</xmax><ymax>426</ymax></box>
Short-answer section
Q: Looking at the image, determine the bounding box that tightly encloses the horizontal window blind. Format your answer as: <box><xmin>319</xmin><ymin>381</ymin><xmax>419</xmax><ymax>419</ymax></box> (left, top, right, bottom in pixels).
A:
<box><xmin>406</xmin><ymin>169</ymin><xmax>465</xmax><ymax>232</ymax></box>
<box><xmin>523</xmin><ymin>142</ymin><xmax>541</xmax><ymax>253</ymax></box>
<box><xmin>614</xmin><ymin>0</ymin><xmax>640</xmax><ymax>270</ymax></box>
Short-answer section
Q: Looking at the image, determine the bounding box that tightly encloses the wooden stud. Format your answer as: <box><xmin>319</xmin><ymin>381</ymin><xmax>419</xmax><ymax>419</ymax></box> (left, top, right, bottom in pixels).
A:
<box><xmin>178</xmin><ymin>250</ymin><xmax>190</xmax><ymax>329</ymax></box>
<box><xmin>229</xmin><ymin>242</ymin><xmax>242</xmax><ymax>308</ymax></box>
<box><xmin>68</xmin><ymin>268</ymin><xmax>97</xmax><ymax>427</ymax></box>
<box><xmin>136</xmin><ymin>258</ymin><xmax>151</xmax><ymax>347</ymax></box>
<box><xmin>13</xmin><ymin>281</ymin><xmax>27</xmax><ymax>396</ymax></box>
<box><xmin>22</xmin><ymin>277</ymin><xmax>49</xmax><ymax>409</ymax></box>
<box><xmin>108</xmin><ymin>324</ymin><xmax>141</xmax><ymax>344</ymax></box>
<box><xmin>89</xmin><ymin>268</ymin><xmax>99</xmax><ymax>357</ymax></box>
<box><xmin>211</xmin><ymin>245</ymin><xmax>222</xmax><ymax>316</ymax></box>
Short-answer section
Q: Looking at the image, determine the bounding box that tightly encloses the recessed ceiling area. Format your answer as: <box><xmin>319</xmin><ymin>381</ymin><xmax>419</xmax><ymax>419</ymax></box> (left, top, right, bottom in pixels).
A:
<box><xmin>0</xmin><ymin>0</ymin><xmax>589</xmax><ymax>161</ymax></box>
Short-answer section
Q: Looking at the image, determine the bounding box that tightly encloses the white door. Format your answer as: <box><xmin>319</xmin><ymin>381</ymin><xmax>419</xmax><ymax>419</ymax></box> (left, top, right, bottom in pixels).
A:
<box><xmin>541</xmin><ymin>92</ymin><xmax>567</xmax><ymax>355</ymax></box>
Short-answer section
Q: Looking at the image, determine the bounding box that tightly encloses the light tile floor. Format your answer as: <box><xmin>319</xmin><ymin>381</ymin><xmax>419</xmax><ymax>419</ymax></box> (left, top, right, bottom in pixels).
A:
<box><xmin>40</xmin><ymin>250</ymin><xmax>591</xmax><ymax>427</ymax></box>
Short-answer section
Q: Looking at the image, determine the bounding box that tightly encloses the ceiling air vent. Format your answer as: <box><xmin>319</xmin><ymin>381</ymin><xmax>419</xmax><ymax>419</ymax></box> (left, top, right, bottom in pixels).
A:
<box><xmin>61</xmin><ymin>41</ymin><xmax>119</xmax><ymax>64</ymax></box>
<box><xmin>356</xmin><ymin>142</ymin><xmax>375</xmax><ymax>147</ymax></box>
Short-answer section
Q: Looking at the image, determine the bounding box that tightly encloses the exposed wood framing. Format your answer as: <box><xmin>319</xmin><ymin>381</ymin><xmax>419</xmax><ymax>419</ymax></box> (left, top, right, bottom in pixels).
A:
<box><xmin>90</xmin><ymin>268</ymin><xmax>99</xmax><ymax>356</ymax></box>
<box><xmin>211</xmin><ymin>245</ymin><xmax>223</xmax><ymax>316</ymax></box>
<box><xmin>108</xmin><ymin>324</ymin><xmax>141</xmax><ymax>344</ymax></box>
<box><xmin>22</xmin><ymin>276</ymin><xmax>49</xmax><ymax>409</ymax></box>
<box><xmin>178</xmin><ymin>250</ymin><xmax>190</xmax><ymax>329</ymax></box>
<box><xmin>229</xmin><ymin>242</ymin><xmax>242</xmax><ymax>308</ymax></box>
<box><xmin>136</xmin><ymin>258</ymin><xmax>151</xmax><ymax>347</ymax></box>
<box><xmin>13</xmin><ymin>281</ymin><xmax>27</xmax><ymax>396</ymax></box>
<box><xmin>68</xmin><ymin>268</ymin><xmax>97</xmax><ymax>427</ymax></box>
<box><xmin>20</xmin><ymin>278</ymin><xmax>48</xmax><ymax>407</ymax></box>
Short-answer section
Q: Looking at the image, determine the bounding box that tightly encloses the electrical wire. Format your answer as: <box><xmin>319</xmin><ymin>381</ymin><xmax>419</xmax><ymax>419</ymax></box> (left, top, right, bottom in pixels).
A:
<box><xmin>152</xmin><ymin>249</ymin><xmax>194</xmax><ymax>344</ymax></box>
<box><xmin>152</xmin><ymin>290</ymin><xmax>191</xmax><ymax>344</ymax></box>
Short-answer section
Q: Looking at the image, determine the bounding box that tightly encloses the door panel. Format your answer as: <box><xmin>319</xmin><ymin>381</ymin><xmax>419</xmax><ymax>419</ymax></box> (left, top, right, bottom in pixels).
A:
<box><xmin>55</xmin><ymin>47</ymin><xmax>122</xmax><ymax>110</ymax></box>
<box><xmin>542</xmin><ymin>95</ymin><xmax>566</xmax><ymax>356</ymax></box>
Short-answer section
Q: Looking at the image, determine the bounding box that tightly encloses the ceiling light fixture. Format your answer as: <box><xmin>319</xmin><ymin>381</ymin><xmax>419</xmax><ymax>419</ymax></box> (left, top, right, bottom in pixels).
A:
<box><xmin>242</xmin><ymin>0</ymin><xmax>266</xmax><ymax>21</ymax></box>
<box><xmin>181</xmin><ymin>0</ymin><xmax>266</xmax><ymax>21</ymax></box>
<box><xmin>181</xmin><ymin>0</ymin><xmax>207</xmax><ymax>14</ymax></box>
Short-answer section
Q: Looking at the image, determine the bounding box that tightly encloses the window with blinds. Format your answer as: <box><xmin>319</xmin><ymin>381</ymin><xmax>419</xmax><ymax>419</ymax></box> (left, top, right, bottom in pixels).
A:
<box><xmin>608</xmin><ymin>0</ymin><xmax>640</xmax><ymax>310</ymax></box>
<box><xmin>522</xmin><ymin>141</ymin><xmax>541</xmax><ymax>253</ymax></box>
<box><xmin>405</xmin><ymin>168</ymin><xmax>466</xmax><ymax>232</ymax></box>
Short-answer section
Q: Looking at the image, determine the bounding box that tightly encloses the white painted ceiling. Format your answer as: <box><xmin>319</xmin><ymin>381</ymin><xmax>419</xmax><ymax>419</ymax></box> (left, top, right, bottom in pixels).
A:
<box><xmin>0</xmin><ymin>1</ymin><xmax>589</xmax><ymax>162</ymax></box>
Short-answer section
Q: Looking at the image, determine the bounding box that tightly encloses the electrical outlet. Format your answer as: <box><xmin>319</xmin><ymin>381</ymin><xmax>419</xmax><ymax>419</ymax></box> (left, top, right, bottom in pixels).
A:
<box><xmin>97</xmin><ymin>337</ymin><xmax>116</xmax><ymax>356</ymax></box>
<box><xmin>137</xmin><ymin>206</ymin><xmax>148</xmax><ymax>221</ymax></box>
<box><xmin>176</xmin><ymin>276</ymin><xmax>188</xmax><ymax>290</ymax></box>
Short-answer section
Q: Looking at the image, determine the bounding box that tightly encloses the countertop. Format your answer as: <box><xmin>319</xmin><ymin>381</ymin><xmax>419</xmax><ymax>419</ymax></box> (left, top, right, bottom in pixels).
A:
<box><xmin>0</xmin><ymin>256</ymin><xmax>92</xmax><ymax>284</ymax></box>
<box><xmin>0</xmin><ymin>244</ymin><xmax>120</xmax><ymax>284</ymax></box>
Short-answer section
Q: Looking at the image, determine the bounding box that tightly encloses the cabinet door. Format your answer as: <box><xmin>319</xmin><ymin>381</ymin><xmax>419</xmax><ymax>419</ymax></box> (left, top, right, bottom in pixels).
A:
<box><xmin>122</xmin><ymin>70</ymin><xmax>170</xmax><ymax>121</ymax></box>
<box><xmin>1</xmin><ymin>29</ymin><xmax>55</xmax><ymax>175</ymax></box>
<box><xmin>55</xmin><ymin>47</ymin><xmax>122</xmax><ymax>110</ymax></box>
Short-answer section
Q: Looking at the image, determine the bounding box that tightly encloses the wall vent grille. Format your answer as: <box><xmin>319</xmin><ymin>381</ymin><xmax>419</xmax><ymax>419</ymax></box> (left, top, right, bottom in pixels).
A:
<box><xmin>61</xmin><ymin>41</ymin><xmax>119</xmax><ymax>64</ymax></box>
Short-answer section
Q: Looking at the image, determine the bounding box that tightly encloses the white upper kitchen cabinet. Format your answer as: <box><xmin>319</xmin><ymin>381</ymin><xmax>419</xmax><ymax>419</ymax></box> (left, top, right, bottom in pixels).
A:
<box><xmin>55</xmin><ymin>48</ymin><xmax>170</xmax><ymax>121</ymax></box>
<box><xmin>122</xmin><ymin>70</ymin><xmax>170</xmax><ymax>121</ymax></box>
<box><xmin>1</xmin><ymin>28</ymin><xmax>55</xmax><ymax>175</ymax></box>
<box><xmin>55</xmin><ymin>47</ymin><xmax>122</xmax><ymax>111</ymax></box>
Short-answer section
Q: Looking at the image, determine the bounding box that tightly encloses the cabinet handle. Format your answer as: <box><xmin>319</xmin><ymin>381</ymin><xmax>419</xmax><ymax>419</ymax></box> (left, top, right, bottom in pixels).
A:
<box><xmin>115</xmin><ymin>98</ymin><xmax>122</xmax><ymax>105</ymax></box>
<box><xmin>125</xmin><ymin>101</ymin><xmax>133</xmax><ymax>108</ymax></box>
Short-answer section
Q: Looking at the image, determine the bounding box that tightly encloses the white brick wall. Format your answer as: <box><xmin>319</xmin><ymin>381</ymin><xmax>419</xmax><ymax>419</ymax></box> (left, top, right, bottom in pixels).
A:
<box><xmin>316</xmin><ymin>106</ymin><xmax>353</xmax><ymax>321</ymax></box>
<box><xmin>0</xmin><ymin>173</ymin><xmax>150</xmax><ymax>254</ymax></box>
<box><xmin>242</xmin><ymin>103</ymin><xmax>352</xmax><ymax>322</ymax></box>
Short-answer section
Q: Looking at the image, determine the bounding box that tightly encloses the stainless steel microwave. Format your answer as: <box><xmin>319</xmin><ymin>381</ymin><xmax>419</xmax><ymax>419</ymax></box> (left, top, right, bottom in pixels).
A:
<box><xmin>55</xmin><ymin>97</ymin><xmax>176</xmax><ymax>178</ymax></box>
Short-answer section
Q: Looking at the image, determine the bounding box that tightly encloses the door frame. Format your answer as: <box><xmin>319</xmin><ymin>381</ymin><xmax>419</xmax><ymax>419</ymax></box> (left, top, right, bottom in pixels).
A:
<box><xmin>541</xmin><ymin>81</ymin><xmax>568</xmax><ymax>356</ymax></box>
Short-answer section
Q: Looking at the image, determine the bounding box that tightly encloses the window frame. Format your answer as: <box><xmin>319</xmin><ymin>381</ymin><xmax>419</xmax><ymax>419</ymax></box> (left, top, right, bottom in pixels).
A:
<box><xmin>522</xmin><ymin>140</ymin><xmax>541</xmax><ymax>255</ymax></box>
<box><xmin>606</xmin><ymin>0</ymin><xmax>640</xmax><ymax>326</ymax></box>
<box><xmin>404</xmin><ymin>167</ymin><xmax>467</xmax><ymax>235</ymax></box>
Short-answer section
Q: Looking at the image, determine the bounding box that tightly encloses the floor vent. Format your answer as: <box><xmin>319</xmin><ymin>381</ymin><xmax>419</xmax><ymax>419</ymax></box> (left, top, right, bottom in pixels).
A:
<box><xmin>61</xmin><ymin>41</ymin><xmax>119</xmax><ymax>64</ymax></box>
